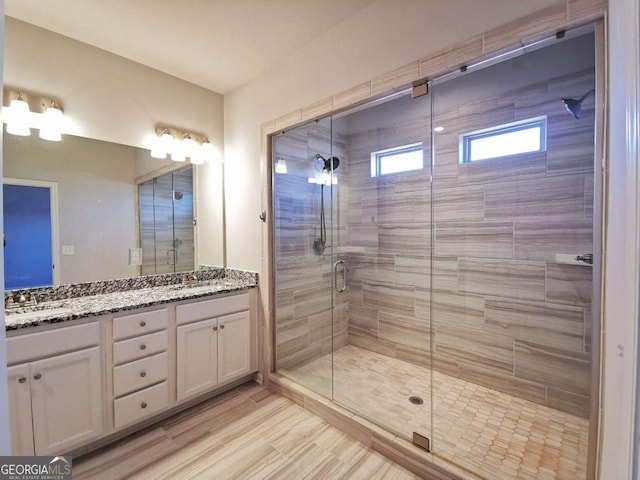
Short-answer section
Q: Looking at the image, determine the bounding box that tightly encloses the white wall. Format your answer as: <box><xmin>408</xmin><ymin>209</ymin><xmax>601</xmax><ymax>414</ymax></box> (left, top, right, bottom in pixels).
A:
<box><xmin>223</xmin><ymin>0</ymin><xmax>562</xmax><ymax>272</ymax></box>
<box><xmin>4</xmin><ymin>17</ymin><xmax>225</xmax><ymax>267</ymax></box>
<box><xmin>0</xmin><ymin>0</ymin><xmax>10</xmax><ymax>457</ymax></box>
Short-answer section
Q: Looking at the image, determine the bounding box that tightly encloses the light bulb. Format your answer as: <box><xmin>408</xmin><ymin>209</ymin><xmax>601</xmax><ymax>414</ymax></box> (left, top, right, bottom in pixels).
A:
<box><xmin>183</xmin><ymin>134</ymin><xmax>197</xmax><ymax>159</ymax></box>
<box><xmin>150</xmin><ymin>136</ymin><xmax>167</xmax><ymax>159</ymax></box>
<box><xmin>171</xmin><ymin>138</ymin><xmax>186</xmax><ymax>162</ymax></box>
<box><xmin>6</xmin><ymin>97</ymin><xmax>31</xmax><ymax>136</ymax></box>
<box><xmin>275</xmin><ymin>159</ymin><xmax>288</xmax><ymax>174</ymax></box>
<box><xmin>39</xmin><ymin>105</ymin><xmax>63</xmax><ymax>141</ymax></box>
<box><xmin>161</xmin><ymin>131</ymin><xmax>174</xmax><ymax>152</ymax></box>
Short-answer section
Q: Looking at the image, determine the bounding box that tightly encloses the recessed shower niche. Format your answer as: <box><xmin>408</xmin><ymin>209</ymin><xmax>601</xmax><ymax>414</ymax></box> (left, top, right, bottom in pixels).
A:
<box><xmin>272</xmin><ymin>29</ymin><xmax>600</xmax><ymax>480</ymax></box>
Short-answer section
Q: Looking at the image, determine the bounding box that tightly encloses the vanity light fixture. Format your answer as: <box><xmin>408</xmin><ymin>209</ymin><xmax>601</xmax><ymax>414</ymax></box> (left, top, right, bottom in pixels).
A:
<box><xmin>39</xmin><ymin>101</ymin><xmax>64</xmax><ymax>141</ymax></box>
<box><xmin>6</xmin><ymin>93</ymin><xmax>32</xmax><ymax>136</ymax></box>
<box><xmin>3</xmin><ymin>90</ymin><xmax>67</xmax><ymax>141</ymax></box>
<box><xmin>149</xmin><ymin>127</ymin><xmax>217</xmax><ymax>165</ymax></box>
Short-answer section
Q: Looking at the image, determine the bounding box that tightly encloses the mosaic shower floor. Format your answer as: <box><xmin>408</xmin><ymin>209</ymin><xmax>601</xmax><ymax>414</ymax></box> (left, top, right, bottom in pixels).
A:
<box><xmin>281</xmin><ymin>344</ymin><xmax>589</xmax><ymax>480</ymax></box>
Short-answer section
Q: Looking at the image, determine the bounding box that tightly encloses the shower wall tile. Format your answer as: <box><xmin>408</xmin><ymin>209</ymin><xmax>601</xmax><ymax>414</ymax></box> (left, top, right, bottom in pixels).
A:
<box><xmin>371</xmin><ymin>60</ymin><xmax>420</xmax><ymax>97</ymax></box>
<box><xmin>414</xmin><ymin>287</ymin><xmax>431</xmax><ymax>321</ymax></box>
<box><xmin>394</xmin><ymin>255</ymin><xmax>430</xmax><ymax>289</ymax></box>
<box><xmin>293</xmin><ymin>283</ymin><xmax>332</xmax><ymax>320</ymax></box>
<box><xmin>458</xmin><ymin>258</ymin><xmax>546</xmax><ymax>301</ymax></box>
<box><xmin>349</xmin><ymin>253</ymin><xmax>395</xmax><ymax>284</ymax></box>
<box><xmin>545</xmin><ymin>263</ymin><xmax>592</xmax><ymax>306</ymax></box>
<box><xmin>584</xmin><ymin>305</ymin><xmax>593</xmax><ymax>354</ymax></box>
<box><xmin>435</xmin><ymin>221</ymin><xmax>514</xmax><ymax>259</ymax></box>
<box><xmin>349</xmin><ymin>332</ymin><xmax>397</xmax><ymax>358</ymax></box>
<box><xmin>485</xmin><ymin>175</ymin><xmax>585</xmax><ymax>222</ymax></box>
<box><xmin>432</xmin><ymin>185</ymin><xmax>485</xmax><ymax>222</ymax></box>
<box><xmin>362</xmin><ymin>282</ymin><xmax>415</xmax><ymax>316</ymax></box>
<box><xmin>379</xmin><ymin>311</ymin><xmax>430</xmax><ymax>350</ymax></box>
<box><xmin>514</xmin><ymin>340</ymin><xmax>591</xmax><ymax>396</ymax></box>
<box><xmin>584</xmin><ymin>173</ymin><xmax>594</xmax><ymax>218</ymax></box>
<box><xmin>547</xmin><ymin>128</ymin><xmax>595</xmax><ymax>176</ymax></box>
<box><xmin>395</xmin><ymin>344</ymin><xmax>430</xmax><ymax>367</ymax></box>
<box><xmin>484</xmin><ymin>298</ymin><xmax>584</xmax><ymax>351</ymax></box>
<box><xmin>546</xmin><ymin>387</ymin><xmax>591</xmax><ymax>419</ymax></box>
<box><xmin>458</xmin><ymin>362</ymin><xmax>547</xmax><ymax>405</ymax></box>
<box><xmin>435</xmin><ymin>325</ymin><xmax>514</xmax><ymax>374</ymax></box>
<box><xmin>378</xmin><ymin>225</ymin><xmax>431</xmax><ymax>255</ymax></box>
<box><xmin>513</xmin><ymin>219</ymin><xmax>593</xmax><ymax>262</ymax></box>
<box><xmin>431</xmin><ymin>256</ymin><xmax>460</xmax><ymax>292</ymax></box>
<box><xmin>432</xmin><ymin>290</ymin><xmax>484</xmax><ymax>330</ymax></box>
<box><xmin>346</xmin><ymin>224</ymin><xmax>379</xmax><ymax>250</ymax></box>
<box><xmin>457</xmin><ymin>151</ymin><xmax>547</xmax><ymax>186</ymax></box>
<box><xmin>349</xmin><ymin>303</ymin><xmax>380</xmax><ymax>337</ymax></box>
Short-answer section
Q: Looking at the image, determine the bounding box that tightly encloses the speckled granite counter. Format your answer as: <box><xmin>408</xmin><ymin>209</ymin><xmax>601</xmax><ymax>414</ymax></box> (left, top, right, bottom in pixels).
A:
<box><xmin>5</xmin><ymin>267</ymin><xmax>258</xmax><ymax>331</ymax></box>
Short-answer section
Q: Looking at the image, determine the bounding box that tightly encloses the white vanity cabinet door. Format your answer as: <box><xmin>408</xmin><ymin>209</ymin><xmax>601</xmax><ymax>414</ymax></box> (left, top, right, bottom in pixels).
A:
<box><xmin>176</xmin><ymin>318</ymin><xmax>218</xmax><ymax>401</ymax></box>
<box><xmin>7</xmin><ymin>364</ymin><xmax>34</xmax><ymax>455</ymax></box>
<box><xmin>218</xmin><ymin>311</ymin><xmax>251</xmax><ymax>385</ymax></box>
<box><xmin>30</xmin><ymin>347</ymin><xmax>103</xmax><ymax>455</ymax></box>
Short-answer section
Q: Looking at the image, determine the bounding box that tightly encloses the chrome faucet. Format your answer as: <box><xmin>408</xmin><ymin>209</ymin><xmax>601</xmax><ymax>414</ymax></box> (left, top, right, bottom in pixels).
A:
<box><xmin>5</xmin><ymin>293</ymin><xmax>37</xmax><ymax>309</ymax></box>
<box><xmin>181</xmin><ymin>274</ymin><xmax>199</xmax><ymax>285</ymax></box>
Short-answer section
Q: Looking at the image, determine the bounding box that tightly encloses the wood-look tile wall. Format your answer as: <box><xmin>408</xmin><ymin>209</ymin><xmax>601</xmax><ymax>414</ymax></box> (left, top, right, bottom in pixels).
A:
<box><xmin>338</xmin><ymin>64</ymin><xmax>595</xmax><ymax>418</ymax></box>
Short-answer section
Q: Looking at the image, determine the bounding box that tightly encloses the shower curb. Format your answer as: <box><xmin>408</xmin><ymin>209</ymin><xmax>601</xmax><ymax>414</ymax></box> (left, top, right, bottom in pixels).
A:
<box><xmin>266</xmin><ymin>373</ymin><xmax>482</xmax><ymax>480</ymax></box>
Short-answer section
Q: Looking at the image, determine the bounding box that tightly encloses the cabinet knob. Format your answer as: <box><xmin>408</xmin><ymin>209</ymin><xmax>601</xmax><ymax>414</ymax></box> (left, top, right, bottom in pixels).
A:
<box><xmin>18</xmin><ymin>377</ymin><xmax>27</xmax><ymax>384</ymax></box>
<box><xmin>140</xmin><ymin>371</ymin><xmax>147</xmax><ymax>378</ymax></box>
<box><xmin>141</xmin><ymin>402</ymin><xmax>147</xmax><ymax>409</ymax></box>
<box><xmin>212</xmin><ymin>326</ymin><xmax>218</xmax><ymax>331</ymax></box>
<box><xmin>140</xmin><ymin>344</ymin><xmax>147</xmax><ymax>350</ymax></box>
<box><xmin>220</xmin><ymin>324</ymin><xmax>225</xmax><ymax>330</ymax></box>
<box><xmin>140</xmin><ymin>321</ymin><xmax>147</xmax><ymax>327</ymax></box>
<box><xmin>33</xmin><ymin>373</ymin><xmax>42</xmax><ymax>380</ymax></box>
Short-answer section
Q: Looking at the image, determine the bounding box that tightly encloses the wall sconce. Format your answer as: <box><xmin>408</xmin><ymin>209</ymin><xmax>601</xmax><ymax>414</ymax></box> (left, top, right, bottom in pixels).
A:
<box><xmin>150</xmin><ymin>126</ymin><xmax>216</xmax><ymax>165</ymax></box>
<box><xmin>2</xmin><ymin>90</ymin><xmax>66</xmax><ymax>141</ymax></box>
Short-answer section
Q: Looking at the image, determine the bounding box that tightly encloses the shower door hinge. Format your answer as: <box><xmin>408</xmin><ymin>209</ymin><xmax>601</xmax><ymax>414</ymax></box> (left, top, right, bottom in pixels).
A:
<box><xmin>412</xmin><ymin>432</ymin><xmax>431</xmax><ymax>452</ymax></box>
<box><xmin>412</xmin><ymin>82</ymin><xmax>428</xmax><ymax>98</ymax></box>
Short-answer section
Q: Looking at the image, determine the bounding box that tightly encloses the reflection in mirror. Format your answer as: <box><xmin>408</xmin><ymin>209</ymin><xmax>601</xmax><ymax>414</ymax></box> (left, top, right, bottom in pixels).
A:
<box><xmin>3</xmin><ymin>128</ymin><xmax>212</xmax><ymax>288</ymax></box>
<box><xmin>139</xmin><ymin>166</ymin><xmax>195</xmax><ymax>275</ymax></box>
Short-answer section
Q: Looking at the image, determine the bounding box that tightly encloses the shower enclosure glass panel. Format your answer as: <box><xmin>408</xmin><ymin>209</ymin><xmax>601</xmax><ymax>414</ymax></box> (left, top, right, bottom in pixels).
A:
<box><xmin>139</xmin><ymin>166</ymin><xmax>195</xmax><ymax>275</ymax></box>
<box><xmin>330</xmin><ymin>91</ymin><xmax>433</xmax><ymax>445</ymax></box>
<box><xmin>273</xmin><ymin>117</ymin><xmax>337</xmax><ymax>399</ymax></box>
<box><xmin>430</xmin><ymin>32</ymin><xmax>595</xmax><ymax>479</ymax></box>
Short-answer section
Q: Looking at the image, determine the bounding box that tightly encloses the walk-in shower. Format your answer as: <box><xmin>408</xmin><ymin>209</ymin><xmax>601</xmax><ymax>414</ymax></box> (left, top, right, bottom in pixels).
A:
<box><xmin>273</xmin><ymin>28</ymin><xmax>599</xmax><ymax>480</ymax></box>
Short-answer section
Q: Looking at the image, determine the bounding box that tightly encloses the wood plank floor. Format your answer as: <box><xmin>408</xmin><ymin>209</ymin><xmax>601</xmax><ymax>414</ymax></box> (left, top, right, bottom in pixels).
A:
<box><xmin>73</xmin><ymin>382</ymin><xmax>419</xmax><ymax>480</ymax></box>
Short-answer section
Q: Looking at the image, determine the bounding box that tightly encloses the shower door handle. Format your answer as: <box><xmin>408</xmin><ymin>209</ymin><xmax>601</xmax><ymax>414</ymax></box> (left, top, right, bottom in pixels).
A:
<box><xmin>166</xmin><ymin>249</ymin><xmax>177</xmax><ymax>266</ymax></box>
<box><xmin>334</xmin><ymin>259</ymin><xmax>347</xmax><ymax>293</ymax></box>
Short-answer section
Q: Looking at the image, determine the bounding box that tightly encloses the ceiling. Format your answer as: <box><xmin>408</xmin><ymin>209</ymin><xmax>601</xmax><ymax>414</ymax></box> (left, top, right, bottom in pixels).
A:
<box><xmin>5</xmin><ymin>0</ymin><xmax>377</xmax><ymax>94</ymax></box>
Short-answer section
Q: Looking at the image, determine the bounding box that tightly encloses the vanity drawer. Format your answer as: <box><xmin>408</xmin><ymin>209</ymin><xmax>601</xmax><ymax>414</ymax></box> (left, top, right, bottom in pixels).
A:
<box><xmin>176</xmin><ymin>293</ymin><xmax>249</xmax><ymax>325</ymax></box>
<box><xmin>113</xmin><ymin>381</ymin><xmax>169</xmax><ymax>430</ymax></box>
<box><xmin>113</xmin><ymin>352</ymin><xmax>168</xmax><ymax>397</ymax></box>
<box><xmin>6</xmin><ymin>322</ymin><xmax>100</xmax><ymax>365</ymax></box>
<box><xmin>113</xmin><ymin>308</ymin><xmax>168</xmax><ymax>340</ymax></box>
<box><xmin>113</xmin><ymin>330</ymin><xmax>168</xmax><ymax>365</ymax></box>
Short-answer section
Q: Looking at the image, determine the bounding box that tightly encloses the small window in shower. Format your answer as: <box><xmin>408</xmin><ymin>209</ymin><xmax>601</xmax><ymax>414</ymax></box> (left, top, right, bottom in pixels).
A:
<box><xmin>370</xmin><ymin>142</ymin><xmax>424</xmax><ymax>177</ymax></box>
<box><xmin>460</xmin><ymin>115</ymin><xmax>547</xmax><ymax>164</ymax></box>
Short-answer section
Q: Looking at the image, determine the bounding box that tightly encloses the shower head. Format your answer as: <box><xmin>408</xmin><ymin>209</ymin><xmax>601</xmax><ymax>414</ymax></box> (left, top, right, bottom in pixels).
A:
<box><xmin>562</xmin><ymin>89</ymin><xmax>595</xmax><ymax>119</ymax></box>
<box><xmin>316</xmin><ymin>153</ymin><xmax>340</xmax><ymax>171</ymax></box>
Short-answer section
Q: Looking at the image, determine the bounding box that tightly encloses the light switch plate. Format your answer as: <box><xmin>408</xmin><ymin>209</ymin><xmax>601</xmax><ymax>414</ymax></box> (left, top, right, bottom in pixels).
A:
<box><xmin>129</xmin><ymin>248</ymin><xmax>142</xmax><ymax>266</ymax></box>
<box><xmin>62</xmin><ymin>245</ymin><xmax>75</xmax><ymax>255</ymax></box>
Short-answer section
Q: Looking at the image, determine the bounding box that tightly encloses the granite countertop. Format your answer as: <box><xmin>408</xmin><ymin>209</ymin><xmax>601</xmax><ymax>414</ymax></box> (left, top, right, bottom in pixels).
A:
<box><xmin>5</xmin><ymin>269</ymin><xmax>257</xmax><ymax>331</ymax></box>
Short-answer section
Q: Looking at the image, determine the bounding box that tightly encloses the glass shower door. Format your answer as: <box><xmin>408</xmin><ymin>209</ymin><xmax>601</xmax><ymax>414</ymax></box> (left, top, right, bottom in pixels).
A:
<box><xmin>330</xmin><ymin>89</ymin><xmax>433</xmax><ymax>448</ymax></box>
<box><xmin>139</xmin><ymin>165</ymin><xmax>195</xmax><ymax>275</ymax></box>
<box><xmin>273</xmin><ymin>117</ymin><xmax>336</xmax><ymax>399</ymax></box>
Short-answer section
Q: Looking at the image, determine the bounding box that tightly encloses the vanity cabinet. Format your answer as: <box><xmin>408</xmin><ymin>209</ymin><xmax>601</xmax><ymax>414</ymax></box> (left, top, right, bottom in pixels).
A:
<box><xmin>176</xmin><ymin>294</ymin><xmax>252</xmax><ymax>401</ymax></box>
<box><xmin>6</xmin><ymin>322</ymin><xmax>104</xmax><ymax>456</ymax></box>
<box><xmin>111</xmin><ymin>307</ymin><xmax>170</xmax><ymax>429</ymax></box>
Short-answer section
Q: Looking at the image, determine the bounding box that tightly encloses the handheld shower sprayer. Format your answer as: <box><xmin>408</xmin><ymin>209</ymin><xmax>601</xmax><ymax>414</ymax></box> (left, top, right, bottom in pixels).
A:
<box><xmin>312</xmin><ymin>153</ymin><xmax>340</xmax><ymax>256</ymax></box>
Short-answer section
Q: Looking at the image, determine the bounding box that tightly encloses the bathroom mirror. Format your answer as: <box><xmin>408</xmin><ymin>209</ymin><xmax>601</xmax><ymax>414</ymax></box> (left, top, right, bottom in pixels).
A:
<box><xmin>3</xmin><ymin>130</ymin><xmax>224</xmax><ymax>287</ymax></box>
